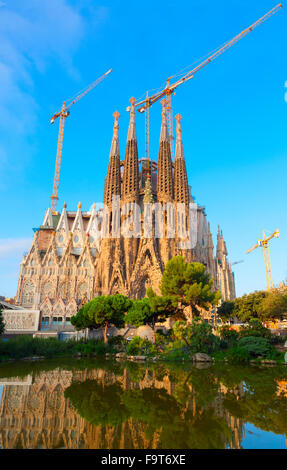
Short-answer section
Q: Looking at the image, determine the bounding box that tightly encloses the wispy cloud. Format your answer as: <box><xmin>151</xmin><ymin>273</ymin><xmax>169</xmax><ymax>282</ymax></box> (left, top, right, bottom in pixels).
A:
<box><xmin>0</xmin><ymin>0</ymin><xmax>109</xmax><ymax>186</ymax></box>
<box><xmin>0</xmin><ymin>1</ymin><xmax>85</xmax><ymax>134</ymax></box>
<box><xmin>0</xmin><ymin>238</ymin><xmax>33</xmax><ymax>259</ymax></box>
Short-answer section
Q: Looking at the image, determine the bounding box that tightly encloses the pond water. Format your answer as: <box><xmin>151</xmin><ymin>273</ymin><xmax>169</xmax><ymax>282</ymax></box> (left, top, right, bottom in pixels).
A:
<box><xmin>0</xmin><ymin>358</ymin><xmax>286</xmax><ymax>449</ymax></box>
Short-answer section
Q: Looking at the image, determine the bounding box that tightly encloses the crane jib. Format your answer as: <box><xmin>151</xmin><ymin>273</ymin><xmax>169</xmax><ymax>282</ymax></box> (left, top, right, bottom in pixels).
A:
<box><xmin>50</xmin><ymin>69</ymin><xmax>112</xmax><ymax>213</ymax></box>
<box><xmin>130</xmin><ymin>3</ymin><xmax>282</xmax><ymax>164</ymax></box>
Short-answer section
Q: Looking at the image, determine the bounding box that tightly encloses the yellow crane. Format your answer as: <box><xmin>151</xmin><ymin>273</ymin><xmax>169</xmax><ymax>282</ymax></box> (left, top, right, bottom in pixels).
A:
<box><xmin>246</xmin><ymin>229</ymin><xmax>280</xmax><ymax>290</ymax></box>
<box><xmin>129</xmin><ymin>4</ymin><xmax>282</xmax><ymax>166</ymax></box>
<box><xmin>50</xmin><ymin>68</ymin><xmax>112</xmax><ymax>213</ymax></box>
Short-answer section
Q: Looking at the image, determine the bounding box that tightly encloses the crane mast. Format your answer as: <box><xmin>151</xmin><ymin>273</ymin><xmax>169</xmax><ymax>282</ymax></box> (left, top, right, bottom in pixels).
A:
<box><xmin>131</xmin><ymin>4</ymin><xmax>282</xmax><ymax>163</ymax></box>
<box><xmin>50</xmin><ymin>103</ymin><xmax>69</xmax><ymax>213</ymax></box>
<box><xmin>50</xmin><ymin>68</ymin><xmax>112</xmax><ymax>213</ymax></box>
<box><xmin>246</xmin><ymin>229</ymin><xmax>280</xmax><ymax>290</ymax></box>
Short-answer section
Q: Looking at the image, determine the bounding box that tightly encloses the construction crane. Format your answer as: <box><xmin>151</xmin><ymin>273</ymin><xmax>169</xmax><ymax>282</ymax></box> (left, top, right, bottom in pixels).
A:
<box><xmin>246</xmin><ymin>229</ymin><xmax>280</xmax><ymax>290</ymax></box>
<box><xmin>50</xmin><ymin>68</ymin><xmax>112</xmax><ymax>213</ymax></box>
<box><xmin>129</xmin><ymin>4</ymin><xmax>282</xmax><ymax>167</ymax></box>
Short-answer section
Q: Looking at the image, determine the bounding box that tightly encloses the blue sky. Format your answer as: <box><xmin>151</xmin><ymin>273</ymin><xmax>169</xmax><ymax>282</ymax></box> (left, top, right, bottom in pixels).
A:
<box><xmin>0</xmin><ymin>0</ymin><xmax>286</xmax><ymax>298</ymax></box>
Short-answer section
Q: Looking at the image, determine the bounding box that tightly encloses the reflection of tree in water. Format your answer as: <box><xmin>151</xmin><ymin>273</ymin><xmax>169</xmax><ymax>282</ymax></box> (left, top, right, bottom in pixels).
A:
<box><xmin>64</xmin><ymin>381</ymin><xmax>130</xmax><ymax>427</ymax></box>
<box><xmin>64</xmin><ymin>363</ymin><xmax>287</xmax><ymax>449</ymax></box>
<box><xmin>123</xmin><ymin>388</ymin><xmax>231</xmax><ymax>449</ymax></box>
<box><xmin>125</xmin><ymin>362</ymin><xmax>146</xmax><ymax>383</ymax></box>
<box><xmin>224</xmin><ymin>392</ymin><xmax>287</xmax><ymax>437</ymax></box>
<box><xmin>1</xmin><ymin>359</ymin><xmax>287</xmax><ymax>449</ymax></box>
<box><xmin>65</xmin><ymin>374</ymin><xmax>235</xmax><ymax>449</ymax></box>
<box><xmin>220</xmin><ymin>367</ymin><xmax>287</xmax><ymax>437</ymax></box>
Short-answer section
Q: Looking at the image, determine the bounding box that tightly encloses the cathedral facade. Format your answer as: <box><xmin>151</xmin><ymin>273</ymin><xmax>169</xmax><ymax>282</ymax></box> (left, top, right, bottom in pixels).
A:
<box><xmin>15</xmin><ymin>99</ymin><xmax>235</xmax><ymax>327</ymax></box>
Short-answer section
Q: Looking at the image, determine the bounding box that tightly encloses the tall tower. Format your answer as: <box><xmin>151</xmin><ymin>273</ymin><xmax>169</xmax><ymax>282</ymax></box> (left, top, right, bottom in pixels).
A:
<box><xmin>121</xmin><ymin>97</ymin><xmax>140</xmax><ymax>282</ymax></box>
<box><xmin>122</xmin><ymin>97</ymin><xmax>139</xmax><ymax>203</ymax></box>
<box><xmin>216</xmin><ymin>226</ymin><xmax>225</xmax><ymax>300</ymax></box>
<box><xmin>156</xmin><ymin>100</ymin><xmax>174</xmax><ymax>264</ymax></box>
<box><xmin>207</xmin><ymin>222</ymin><xmax>216</xmax><ymax>283</ymax></box>
<box><xmin>157</xmin><ymin>100</ymin><xmax>173</xmax><ymax>204</ymax></box>
<box><xmin>216</xmin><ymin>226</ymin><xmax>224</xmax><ymax>261</ymax></box>
<box><xmin>173</xmin><ymin>113</ymin><xmax>192</xmax><ymax>260</ymax></box>
<box><xmin>174</xmin><ymin>114</ymin><xmax>189</xmax><ymax>207</ymax></box>
<box><xmin>216</xmin><ymin>227</ymin><xmax>235</xmax><ymax>301</ymax></box>
<box><xmin>104</xmin><ymin>111</ymin><xmax>121</xmax><ymax>207</ymax></box>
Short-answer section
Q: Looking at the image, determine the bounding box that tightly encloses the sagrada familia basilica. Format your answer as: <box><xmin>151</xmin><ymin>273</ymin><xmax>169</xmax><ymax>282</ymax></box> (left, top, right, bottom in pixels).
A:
<box><xmin>14</xmin><ymin>99</ymin><xmax>235</xmax><ymax>327</ymax></box>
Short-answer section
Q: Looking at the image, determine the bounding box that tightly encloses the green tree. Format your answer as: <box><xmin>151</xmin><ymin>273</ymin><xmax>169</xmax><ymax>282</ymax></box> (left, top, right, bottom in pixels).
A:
<box><xmin>260</xmin><ymin>291</ymin><xmax>287</xmax><ymax>320</ymax></box>
<box><xmin>226</xmin><ymin>290</ymin><xmax>287</xmax><ymax>323</ymax></box>
<box><xmin>238</xmin><ymin>336</ymin><xmax>272</xmax><ymax>357</ymax></box>
<box><xmin>173</xmin><ymin>320</ymin><xmax>220</xmax><ymax>354</ymax></box>
<box><xmin>71</xmin><ymin>294</ymin><xmax>131</xmax><ymax>343</ymax></box>
<box><xmin>217</xmin><ymin>301</ymin><xmax>235</xmax><ymax>323</ymax></box>
<box><xmin>239</xmin><ymin>318</ymin><xmax>272</xmax><ymax>340</ymax></box>
<box><xmin>218</xmin><ymin>324</ymin><xmax>239</xmax><ymax>348</ymax></box>
<box><xmin>0</xmin><ymin>307</ymin><xmax>5</xmax><ymax>335</ymax></box>
<box><xmin>232</xmin><ymin>291</ymin><xmax>267</xmax><ymax>323</ymax></box>
<box><xmin>125</xmin><ymin>298</ymin><xmax>151</xmax><ymax>328</ymax></box>
<box><xmin>125</xmin><ymin>290</ymin><xmax>173</xmax><ymax>343</ymax></box>
<box><xmin>160</xmin><ymin>256</ymin><xmax>221</xmax><ymax>318</ymax></box>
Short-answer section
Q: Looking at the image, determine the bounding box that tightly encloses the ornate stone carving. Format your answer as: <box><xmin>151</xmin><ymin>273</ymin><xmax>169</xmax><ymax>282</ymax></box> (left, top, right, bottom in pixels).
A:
<box><xmin>2</xmin><ymin>310</ymin><xmax>40</xmax><ymax>332</ymax></box>
<box><xmin>22</xmin><ymin>281</ymin><xmax>35</xmax><ymax>307</ymax></box>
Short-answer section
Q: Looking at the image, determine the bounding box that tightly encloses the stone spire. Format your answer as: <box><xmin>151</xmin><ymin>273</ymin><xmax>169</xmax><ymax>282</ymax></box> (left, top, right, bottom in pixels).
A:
<box><xmin>157</xmin><ymin>99</ymin><xmax>173</xmax><ymax>203</ymax></box>
<box><xmin>174</xmin><ymin>114</ymin><xmax>189</xmax><ymax>207</ymax></box>
<box><xmin>104</xmin><ymin>111</ymin><xmax>121</xmax><ymax>207</ymax></box>
<box><xmin>56</xmin><ymin>202</ymin><xmax>69</xmax><ymax>235</ymax></box>
<box><xmin>207</xmin><ymin>222</ymin><xmax>216</xmax><ymax>280</ymax></box>
<box><xmin>207</xmin><ymin>222</ymin><xmax>214</xmax><ymax>251</ymax></box>
<box><xmin>220</xmin><ymin>230</ymin><xmax>228</xmax><ymax>256</ymax></box>
<box><xmin>122</xmin><ymin>97</ymin><xmax>139</xmax><ymax>203</ymax></box>
<box><xmin>223</xmin><ymin>239</ymin><xmax>228</xmax><ymax>256</ymax></box>
<box><xmin>216</xmin><ymin>226</ymin><xmax>223</xmax><ymax>259</ymax></box>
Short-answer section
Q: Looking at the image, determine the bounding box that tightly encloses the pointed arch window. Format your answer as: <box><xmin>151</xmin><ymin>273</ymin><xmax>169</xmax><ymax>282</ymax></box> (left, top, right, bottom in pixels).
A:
<box><xmin>41</xmin><ymin>281</ymin><xmax>53</xmax><ymax>302</ymax></box>
<box><xmin>22</xmin><ymin>281</ymin><xmax>35</xmax><ymax>307</ymax></box>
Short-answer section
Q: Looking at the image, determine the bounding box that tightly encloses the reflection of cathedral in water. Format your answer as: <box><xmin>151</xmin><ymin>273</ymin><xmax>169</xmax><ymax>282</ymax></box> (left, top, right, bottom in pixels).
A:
<box><xmin>0</xmin><ymin>367</ymin><xmax>244</xmax><ymax>449</ymax></box>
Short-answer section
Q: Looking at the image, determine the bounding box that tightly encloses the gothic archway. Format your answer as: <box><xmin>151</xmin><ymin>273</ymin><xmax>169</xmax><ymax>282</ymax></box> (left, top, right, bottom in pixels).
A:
<box><xmin>135</xmin><ymin>275</ymin><xmax>152</xmax><ymax>299</ymax></box>
<box><xmin>22</xmin><ymin>281</ymin><xmax>35</xmax><ymax>307</ymax></box>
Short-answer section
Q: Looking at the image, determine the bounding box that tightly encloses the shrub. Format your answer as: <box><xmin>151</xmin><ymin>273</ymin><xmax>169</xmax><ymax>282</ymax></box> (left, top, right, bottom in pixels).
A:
<box><xmin>212</xmin><ymin>350</ymin><xmax>226</xmax><ymax>361</ymax></box>
<box><xmin>74</xmin><ymin>342</ymin><xmax>94</xmax><ymax>356</ymax></box>
<box><xmin>265</xmin><ymin>348</ymin><xmax>284</xmax><ymax>361</ymax></box>
<box><xmin>126</xmin><ymin>336</ymin><xmax>156</xmax><ymax>356</ymax></box>
<box><xmin>93</xmin><ymin>341</ymin><xmax>109</xmax><ymax>355</ymax></box>
<box><xmin>74</xmin><ymin>339</ymin><xmax>109</xmax><ymax>356</ymax></box>
<box><xmin>226</xmin><ymin>346</ymin><xmax>251</xmax><ymax>364</ymax></box>
<box><xmin>0</xmin><ymin>336</ymin><xmax>110</xmax><ymax>360</ymax></box>
<box><xmin>155</xmin><ymin>331</ymin><xmax>167</xmax><ymax>346</ymax></box>
<box><xmin>108</xmin><ymin>335</ymin><xmax>127</xmax><ymax>349</ymax></box>
<box><xmin>0</xmin><ymin>336</ymin><xmax>72</xmax><ymax>359</ymax></box>
<box><xmin>162</xmin><ymin>348</ymin><xmax>189</xmax><ymax>362</ymax></box>
<box><xmin>108</xmin><ymin>335</ymin><xmax>128</xmax><ymax>352</ymax></box>
<box><xmin>173</xmin><ymin>320</ymin><xmax>220</xmax><ymax>354</ymax></box>
<box><xmin>238</xmin><ymin>336</ymin><xmax>272</xmax><ymax>357</ymax></box>
<box><xmin>239</xmin><ymin>319</ymin><xmax>272</xmax><ymax>341</ymax></box>
<box><xmin>218</xmin><ymin>325</ymin><xmax>239</xmax><ymax>348</ymax></box>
